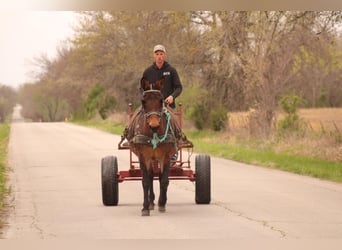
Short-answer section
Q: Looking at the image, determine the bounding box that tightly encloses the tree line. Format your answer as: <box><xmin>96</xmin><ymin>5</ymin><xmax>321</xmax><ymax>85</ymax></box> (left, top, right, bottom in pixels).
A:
<box><xmin>0</xmin><ymin>85</ymin><xmax>16</xmax><ymax>123</ymax></box>
<box><xmin>2</xmin><ymin>11</ymin><xmax>341</xmax><ymax>132</ymax></box>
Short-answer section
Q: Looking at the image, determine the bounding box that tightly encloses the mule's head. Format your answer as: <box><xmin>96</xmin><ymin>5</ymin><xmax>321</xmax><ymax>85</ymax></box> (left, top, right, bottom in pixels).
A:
<box><xmin>141</xmin><ymin>78</ymin><xmax>164</xmax><ymax>132</ymax></box>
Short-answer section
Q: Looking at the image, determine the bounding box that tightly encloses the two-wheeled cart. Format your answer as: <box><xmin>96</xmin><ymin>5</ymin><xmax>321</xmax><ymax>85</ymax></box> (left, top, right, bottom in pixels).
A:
<box><xmin>101</xmin><ymin>103</ymin><xmax>211</xmax><ymax>206</ymax></box>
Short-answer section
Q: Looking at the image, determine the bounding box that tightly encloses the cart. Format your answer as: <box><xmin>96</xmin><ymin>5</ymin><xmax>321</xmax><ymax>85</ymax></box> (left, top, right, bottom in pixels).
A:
<box><xmin>101</xmin><ymin>103</ymin><xmax>211</xmax><ymax>206</ymax></box>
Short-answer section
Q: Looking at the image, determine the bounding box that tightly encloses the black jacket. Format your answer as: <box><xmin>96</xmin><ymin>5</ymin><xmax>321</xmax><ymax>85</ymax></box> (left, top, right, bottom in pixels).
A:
<box><xmin>142</xmin><ymin>61</ymin><xmax>182</xmax><ymax>108</ymax></box>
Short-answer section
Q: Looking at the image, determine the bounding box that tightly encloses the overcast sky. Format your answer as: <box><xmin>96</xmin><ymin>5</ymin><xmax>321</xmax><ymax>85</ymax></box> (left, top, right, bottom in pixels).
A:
<box><xmin>0</xmin><ymin>11</ymin><xmax>80</xmax><ymax>88</ymax></box>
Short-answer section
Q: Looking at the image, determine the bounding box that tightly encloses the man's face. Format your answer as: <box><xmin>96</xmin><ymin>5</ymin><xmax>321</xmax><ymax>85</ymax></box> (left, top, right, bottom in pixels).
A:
<box><xmin>154</xmin><ymin>51</ymin><xmax>166</xmax><ymax>64</ymax></box>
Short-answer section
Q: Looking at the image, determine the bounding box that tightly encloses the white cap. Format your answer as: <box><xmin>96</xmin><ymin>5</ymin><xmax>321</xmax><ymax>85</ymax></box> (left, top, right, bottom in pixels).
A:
<box><xmin>153</xmin><ymin>44</ymin><xmax>166</xmax><ymax>53</ymax></box>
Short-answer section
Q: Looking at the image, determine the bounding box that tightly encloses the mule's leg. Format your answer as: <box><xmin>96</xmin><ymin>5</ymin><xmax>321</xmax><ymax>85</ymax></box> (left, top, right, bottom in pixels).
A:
<box><xmin>141</xmin><ymin>165</ymin><xmax>151</xmax><ymax>216</ymax></box>
<box><xmin>148</xmin><ymin>168</ymin><xmax>155</xmax><ymax>210</ymax></box>
<box><xmin>158</xmin><ymin>161</ymin><xmax>170</xmax><ymax>212</ymax></box>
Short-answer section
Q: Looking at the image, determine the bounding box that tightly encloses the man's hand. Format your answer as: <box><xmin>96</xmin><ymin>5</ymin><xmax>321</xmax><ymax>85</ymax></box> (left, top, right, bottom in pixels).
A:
<box><xmin>165</xmin><ymin>95</ymin><xmax>174</xmax><ymax>104</ymax></box>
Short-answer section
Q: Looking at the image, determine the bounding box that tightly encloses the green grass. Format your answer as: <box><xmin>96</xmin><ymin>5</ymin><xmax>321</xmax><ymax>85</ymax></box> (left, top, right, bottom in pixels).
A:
<box><xmin>0</xmin><ymin>123</ymin><xmax>10</xmax><ymax>226</ymax></box>
<box><xmin>190</xmin><ymin>138</ymin><xmax>342</xmax><ymax>182</ymax></box>
<box><xmin>72</xmin><ymin>120</ymin><xmax>342</xmax><ymax>183</ymax></box>
<box><xmin>182</xmin><ymin>130</ymin><xmax>342</xmax><ymax>182</ymax></box>
<box><xmin>74</xmin><ymin>119</ymin><xmax>126</xmax><ymax>135</ymax></box>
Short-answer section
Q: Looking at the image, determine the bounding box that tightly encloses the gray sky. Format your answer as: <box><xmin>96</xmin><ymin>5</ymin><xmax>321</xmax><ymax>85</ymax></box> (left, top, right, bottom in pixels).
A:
<box><xmin>0</xmin><ymin>11</ymin><xmax>79</xmax><ymax>88</ymax></box>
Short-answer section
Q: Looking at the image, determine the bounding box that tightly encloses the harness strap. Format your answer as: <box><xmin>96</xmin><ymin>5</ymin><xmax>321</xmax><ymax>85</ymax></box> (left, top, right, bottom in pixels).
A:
<box><xmin>145</xmin><ymin>111</ymin><xmax>162</xmax><ymax>118</ymax></box>
<box><xmin>128</xmin><ymin>108</ymin><xmax>179</xmax><ymax>152</ymax></box>
<box><xmin>131</xmin><ymin>134</ymin><xmax>175</xmax><ymax>145</ymax></box>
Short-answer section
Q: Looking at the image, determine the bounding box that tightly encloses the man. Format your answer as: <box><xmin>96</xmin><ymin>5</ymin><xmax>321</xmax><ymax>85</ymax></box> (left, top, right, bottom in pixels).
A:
<box><xmin>142</xmin><ymin>45</ymin><xmax>184</xmax><ymax>161</ymax></box>
<box><xmin>142</xmin><ymin>44</ymin><xmax>182</xmax><ymax>109</ymax></box>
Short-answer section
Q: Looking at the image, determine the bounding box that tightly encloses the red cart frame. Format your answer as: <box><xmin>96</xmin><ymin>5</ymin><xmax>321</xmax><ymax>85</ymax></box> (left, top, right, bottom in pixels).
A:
<box><xmin>117</xmin><ymin>103</ymin><xmax>195</xmax><ymax>182</ymax></box>
<box><xmin>101</xmin><ymin>103</ymin><xmax>211</xmax><ymax>206</ymax></box>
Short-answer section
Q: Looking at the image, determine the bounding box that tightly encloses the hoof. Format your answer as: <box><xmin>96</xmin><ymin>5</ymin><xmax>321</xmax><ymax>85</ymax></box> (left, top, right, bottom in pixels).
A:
<box><xmin>158</xmin><ymin>206</ymin><xmax>166</xmax><ymax>213</ymax></box>
<box><xmin>149</xmin><ymin>202</ymin><xmax>155</xmax><ymax>210</ymax></box>
<box><xmin>141</xmin><ymin>209</ymin><xmax>150</xmax><ymax>216</ymax></box>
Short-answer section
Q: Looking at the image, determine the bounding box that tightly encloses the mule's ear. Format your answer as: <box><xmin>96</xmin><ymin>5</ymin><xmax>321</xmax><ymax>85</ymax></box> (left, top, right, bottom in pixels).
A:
<box><xmin>154</xmin><ymin>77</ymin><xmax>164</xmax><ymax>90</ymax></box>
<box><xmin>140</xmin><ymin>77</ymin><xmax>150</xmax><ymax>91</ymax></box>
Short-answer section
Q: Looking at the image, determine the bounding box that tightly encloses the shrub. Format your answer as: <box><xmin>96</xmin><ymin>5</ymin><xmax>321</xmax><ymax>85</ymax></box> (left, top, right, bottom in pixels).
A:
<box><xmin>210</xmin><ymin>106</ymin><xmax>227</xmax><ymax>131</ymax></box>
<box><xmin>188</xmin><ymin>104</ymin><xmax>207</xmax><ymax>130</ymax></box>
<box><xmin>84</xmin><ymin>82</ymin><xmax>116</xmax><ymax>120</ymax></box>
<box><xmin>99</xmin><ymin>95</ymin><xmax>116</xmax><ymax>120</ymax></box>
<box><xmin>278</xmin><ymin>94</ymin><xmax>303</xmax><ymax>132</ymax></box>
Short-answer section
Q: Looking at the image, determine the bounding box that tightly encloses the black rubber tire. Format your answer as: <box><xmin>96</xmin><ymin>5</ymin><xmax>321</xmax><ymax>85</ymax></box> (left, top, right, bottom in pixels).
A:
<box><xmin>101</xmin><ymin>156</ymin><xmax>119</xmax><ymax>206</ymax></box>
<box><xmin>195</xmin><ymin>154</ymin><xmax>211</xmax><ymax>204</ymax></box>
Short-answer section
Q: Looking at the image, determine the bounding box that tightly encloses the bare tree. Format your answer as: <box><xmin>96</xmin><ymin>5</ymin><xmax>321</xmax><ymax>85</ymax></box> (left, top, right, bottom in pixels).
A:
<box><xmin>20</xmin><ymin>11</ymin><xmax>342</xmax><ymax>127</ymax></box>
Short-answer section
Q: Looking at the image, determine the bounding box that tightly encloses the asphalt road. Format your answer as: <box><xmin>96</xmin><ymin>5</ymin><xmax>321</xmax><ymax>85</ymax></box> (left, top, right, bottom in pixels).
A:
<box><xmin>2</xmin><ymin>114</ymin><xmax>342</xmax><ymax>239</ymax></box>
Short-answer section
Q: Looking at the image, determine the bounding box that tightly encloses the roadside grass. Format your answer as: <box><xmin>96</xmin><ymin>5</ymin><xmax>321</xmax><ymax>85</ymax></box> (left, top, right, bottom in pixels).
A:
<box><xmin>75</xmin><ymin>119</ymin><xmax>126</xmax><ymax>135</ymax></box>
<box><xmin>189</xmin><ymin>135</ymin><xmax>342</xmax><ymax>182</ymax></box>
<box><xmin>72</xmin><ymin>119</ymin><xmax>342</xmax><ymax>183</ymax></box>
<box><xmin>0</xmin><ymin>123</ymin><xmax>10</xmax><ymax>230</ymax></box>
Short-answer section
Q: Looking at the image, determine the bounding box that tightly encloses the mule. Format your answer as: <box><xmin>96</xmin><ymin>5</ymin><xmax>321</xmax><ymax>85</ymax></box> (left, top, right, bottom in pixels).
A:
<box><xmin>126</xmin><ymin>77</ymin><xmax>180</xmax><ymax>216</ymax></box>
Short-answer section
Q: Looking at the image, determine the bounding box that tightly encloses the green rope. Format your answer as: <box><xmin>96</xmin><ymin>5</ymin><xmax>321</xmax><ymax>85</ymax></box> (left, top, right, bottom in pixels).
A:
<box><xmin>162</xmin><ymin>110</ymin><xmax>179</xmax><ymax>153</ymax></box>
<box><xmin>152</xmin><ymin>132</ymin><xmax>159</xmax><ymax>149</ymax></box>
<box><xmin>159</xmin><ymin>110</ymin><xmax>171</xmax><ymax>143</ymax></box>
<box><xmin>151</xmin><ymin>109</ymin><xmax>173</xmax><ymax>149</ymax></box>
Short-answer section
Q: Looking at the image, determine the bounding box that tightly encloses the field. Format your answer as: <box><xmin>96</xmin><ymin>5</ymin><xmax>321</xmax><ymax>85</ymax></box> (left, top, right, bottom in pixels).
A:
<box><xmin>227</xmin><ymin>108</ymin><xmax>342</xmax><ymax>162</ymax></box>
<box><xmin>298</xmin><ymin>108</ymin><xmax>342</xmax><ymax>133</ymax></box>
<box><xmin>229</xmin><ymin>108</ymin><xmax>342</xmax><ymax>133</ymax></box>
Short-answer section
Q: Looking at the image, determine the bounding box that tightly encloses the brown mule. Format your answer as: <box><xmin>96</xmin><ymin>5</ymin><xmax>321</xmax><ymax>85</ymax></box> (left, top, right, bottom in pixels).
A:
<box><xmin>126</xmin><ymin>77</ymin><xmax>181</xmax><ymax>216</ymax></box>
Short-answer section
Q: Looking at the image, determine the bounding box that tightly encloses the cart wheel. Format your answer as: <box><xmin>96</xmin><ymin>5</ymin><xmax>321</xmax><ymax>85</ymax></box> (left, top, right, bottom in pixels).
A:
<box><xmin>195</xmin><ymin>154</ymin><xmax>211</xmax><ymax>204</ymax></box>
<box><xmin>101</xmin><ymin>155</ymin><xmax>119</xmax><ymax>206</ymax></box>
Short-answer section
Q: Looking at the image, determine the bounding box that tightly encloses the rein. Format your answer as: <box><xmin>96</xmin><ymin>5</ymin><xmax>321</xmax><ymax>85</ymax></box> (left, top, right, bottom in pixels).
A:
<box><xmin>151</xmin><ymin>108</ymin><xmax>174</xmax><ymax>149</ymax></box>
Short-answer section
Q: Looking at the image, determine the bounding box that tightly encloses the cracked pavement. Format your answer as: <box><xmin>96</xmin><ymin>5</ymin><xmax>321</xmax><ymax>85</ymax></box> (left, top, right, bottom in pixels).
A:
<box><xmin>2</xmin><ymin>120</ymin><xmax>342</xmax><ymax>239</ymax></box>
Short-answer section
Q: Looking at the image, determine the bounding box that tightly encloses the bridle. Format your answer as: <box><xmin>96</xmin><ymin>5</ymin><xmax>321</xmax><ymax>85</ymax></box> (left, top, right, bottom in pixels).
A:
<box><xmin>142</xmin><ymin>90</ymin><xmax>164</xmax><ymax>121</ymax></box>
